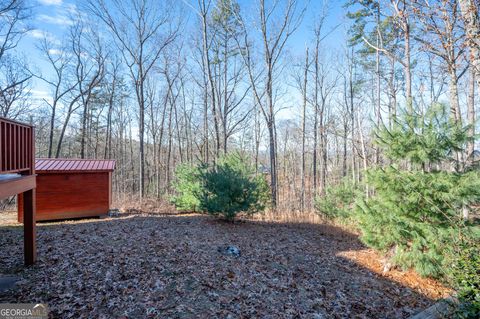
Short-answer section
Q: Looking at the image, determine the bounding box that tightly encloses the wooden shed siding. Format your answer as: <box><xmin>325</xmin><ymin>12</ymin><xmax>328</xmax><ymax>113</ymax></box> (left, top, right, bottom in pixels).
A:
<box><xmin>19</xmin><ymin>172</ymin><xmax>110</xmax><ymax>222</ymax></box>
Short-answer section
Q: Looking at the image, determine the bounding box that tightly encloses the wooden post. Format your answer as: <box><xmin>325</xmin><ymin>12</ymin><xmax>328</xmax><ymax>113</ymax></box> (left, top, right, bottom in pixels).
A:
<box><xmin>23</xmin><ymin>188</ymin><xmax>36</xmax><ymax>265</ymax></box>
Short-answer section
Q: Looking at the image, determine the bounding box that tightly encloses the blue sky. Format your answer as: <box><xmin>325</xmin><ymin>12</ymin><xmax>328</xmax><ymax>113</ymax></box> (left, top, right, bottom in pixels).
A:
<box><xmin>22</xmin><ymin>0</ymin><xmax>349</xmax><ymax>110</ymax></box>
<box><xmin>23</xmin><ymin>0</ymin><xmax>80</xmax><ymax>104</ymax></box>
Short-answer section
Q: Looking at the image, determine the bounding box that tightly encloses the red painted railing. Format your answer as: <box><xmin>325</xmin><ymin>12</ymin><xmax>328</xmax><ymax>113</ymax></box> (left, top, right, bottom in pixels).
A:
<box><xmin>0</xmin><ymin>117</ymin><xmax>34</xmax><ymax>175</ymax></box>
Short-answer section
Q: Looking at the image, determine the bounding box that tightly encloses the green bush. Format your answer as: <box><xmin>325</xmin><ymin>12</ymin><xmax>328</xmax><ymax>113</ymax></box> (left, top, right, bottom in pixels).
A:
<box><xmin>201</xmin><ymin>153</ymin><xmax>269</xmax><ymax>220</ymax></box>
<box><xmin>355</xmin><ymin>168</ymin><xmax>480</xmax><ymax>277</ymax></box>
<box><xmin>315</xmin><ymin>179</ymin><xmax>358</xmax><ymax>219</ymax></box>
<box><xmin>354</xmin><ymin>104</ymin><xmax>480</xmax><ymax>278</ymax></box>
<box><xmin>447</xmin><ymin>234</ymin><xmax>480</xmax><ymax>318</ymax></box>
<box><xmin>171</xmin><ymin>153</ymin><xmax>269</xmax><ymax>220</ymax></box>
<box><xmin>317</xmin><ymin>103</ymin><xmax>480</xmax><ymax>315</ymax></box>
<box><xmin>170</xmin><ymin>164</ymin><xmax>205</xmax><ymax>212</ymax></box>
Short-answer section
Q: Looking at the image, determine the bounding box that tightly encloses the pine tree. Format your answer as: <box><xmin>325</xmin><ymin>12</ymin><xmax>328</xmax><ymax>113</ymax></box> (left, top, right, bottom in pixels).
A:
<box><xmin>170</xmin><ymin>153</ymin><xmax>269</xmax><ymax>220</ymax></box>
<box><xmin>355</xmin><ymin>104</ymin><xmax>480</xmax><ymax>278</ymax></box>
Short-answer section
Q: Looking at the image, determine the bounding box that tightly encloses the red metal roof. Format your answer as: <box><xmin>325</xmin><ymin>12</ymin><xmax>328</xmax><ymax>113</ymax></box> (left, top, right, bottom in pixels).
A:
<box><xmin>35</xmin><ymin>158</ymin><xmax>116</xmax><ymax>173</ymax></box>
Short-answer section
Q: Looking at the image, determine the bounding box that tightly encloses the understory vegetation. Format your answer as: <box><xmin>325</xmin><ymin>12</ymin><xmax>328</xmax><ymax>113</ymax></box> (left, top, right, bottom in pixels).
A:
<box><xmin>315</xmin><ymin>179</ymin><xmax>359</xmax><ymax>220</ymax></box>
<box><xmin>171</xmin><ymin>153</ymin><xmax>269</xmax><ymax>220</ymax></box>
<box><xmin>448</xmin><ymin>238</ymin><xmax>480</xmax><ymax>318</ymax></box>
<box><xmin>315</xmin><ymin>104</ymin><xmax>480</xmax><ymax>317</ymax></box>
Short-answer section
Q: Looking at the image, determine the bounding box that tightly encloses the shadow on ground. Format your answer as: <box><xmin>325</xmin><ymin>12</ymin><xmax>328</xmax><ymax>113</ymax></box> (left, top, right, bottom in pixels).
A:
<box><xmin>0</xmin><ymin>213</ymin><xmax>438</xmax><ymax>318</ymax></box>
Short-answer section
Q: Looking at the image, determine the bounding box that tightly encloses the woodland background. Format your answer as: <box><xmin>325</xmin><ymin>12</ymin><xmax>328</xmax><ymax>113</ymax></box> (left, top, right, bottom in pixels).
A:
<box><xmin>0</xmin><ymin>0</ymin><xmax>479</xmax><ymax>211</ymax></box>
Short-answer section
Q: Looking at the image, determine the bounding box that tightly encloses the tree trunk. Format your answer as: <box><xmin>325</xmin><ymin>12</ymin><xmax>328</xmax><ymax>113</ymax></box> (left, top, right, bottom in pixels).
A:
<box><xmin>200</xmin><ymin>6</ymin><xmax>220</xmax><ymax>158</ymax></box>
<box><xmin>254</xmin><ymin>105</ymin><xmax>260</xmax><ymax>173</ymax></box>
<box><xmin>166</xmin><ymin>100</ymin><xmax>173</xmax><ymax>194</ymax></box>
<box><xmin>320</xmin><ymin>125</ymin><xmax>327</xmax><ymax>195</ymax></box>
<box><xmin>80</xmin><ymin>96</ymin><xmax>88</xmax><ymax>159</ymax></box>
<box><xmin>138</xmin><ymin>80</ymin><xmax>146</xmax><ymax>198</ymax></box>
<box><xmin>467</xmin><ymin>66</ymin><xmax>475</xmax><ymax>161</ymax></box>
<box><xmin>104</xmin><ymin>70</ymin><xmax>116</xmax><ymax>160</ymax></box>
<box><xmin>313</xmin><ymin>42</ymin><xmax>320</xmax><ymax>195</ymax></box>
<box><xmin>56</xmin><ymin>95</ymin><xmax>81</xmax><ymax>158</ymax></box>
<box><xmin>300</xmin><ymin>48</ymin><xmax>308</xmax><ymax>211</ymax></box>
<box><xmin>342</xmin><ymin>116</ymin><xmax>348</xmax><ymax>177</ymax></box>
<box><xmin>265</xmin><ymin>55</ymin><xmax>277</xmax><ymax>207</ymax></box>
<box><xmin>267</xmin><ymin>116</ymin><xmax>277</xmax><ymax>208</ymax></box>
<box><xmin>389</xmin><ymin>57</ymin><xmax>397</xmax><ymax>127</ymax></box>
<box><xmin>349</xmin><ymin>50</ymin><xmax>356</xmax><ymax>185</ymax></box>
<box><xmin>448</xmin><ymin>66</ymin><xmax>461</xmax><ymax>124</ymax></box>
<box><xmin>357</xmin><ymin>115</ymin><xmax>369</xmax><ymax>197</ymax></box>
<box><xmin>48</xmin><ymin>102</ymin><xmax>56</xmax><ymax>158</ymax></box>
<box><xmin>203</xmin><ymin>78</ymin><xmax>209</xmax><ymax>163</ymax></box>
<box><xmin>404</xmin><ymin>22</ymin><xmax>412</xmax><ymax>111</ymax></box>
<box><xmin>459</xmin><ymin>0</ymin><xmax>480</xmax><ymax>90</ymax></box>
<box><xmin>375</xmin><ymin>5</ymin><xmax>381</xmax><ymax>165</ymax></box>
<box><xmin>223</xmin><ymin>38</ymin><xmax>229</xmax><ymax>155</ymax></box>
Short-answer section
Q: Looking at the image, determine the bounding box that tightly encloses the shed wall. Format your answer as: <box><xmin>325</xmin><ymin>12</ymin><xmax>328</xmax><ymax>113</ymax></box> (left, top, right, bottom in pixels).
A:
<box><xmin>19</xmin><ymin>172</ymin><xmax>111</xmax><ymax>221</ymax></box>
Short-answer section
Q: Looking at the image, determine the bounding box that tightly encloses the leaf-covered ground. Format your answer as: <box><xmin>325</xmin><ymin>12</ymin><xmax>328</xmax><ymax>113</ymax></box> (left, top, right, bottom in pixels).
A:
<box><xmin>0</xmin><ymin>211</ymin><xmax>450</xmax><ymax>318</ymax></box>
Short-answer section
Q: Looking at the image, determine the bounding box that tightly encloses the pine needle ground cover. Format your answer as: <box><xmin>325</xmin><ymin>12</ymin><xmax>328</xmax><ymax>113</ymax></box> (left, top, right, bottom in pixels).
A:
<box><xmin>0</xmin><ymin>211</ymin><xmax>449</xmax><ymax>318</ymax></box>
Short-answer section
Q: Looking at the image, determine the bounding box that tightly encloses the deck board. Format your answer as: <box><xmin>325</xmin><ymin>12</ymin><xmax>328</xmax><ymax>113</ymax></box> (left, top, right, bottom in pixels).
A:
<box><xmin>0</xmin><ymin>174</ymin><xmax>36</xmax><ymax>199</ymax></box>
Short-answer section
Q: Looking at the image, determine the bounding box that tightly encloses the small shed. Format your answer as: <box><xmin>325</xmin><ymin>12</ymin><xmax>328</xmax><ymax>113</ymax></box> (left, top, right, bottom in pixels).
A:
<box><xmin>18</xmin><ymin>158</ymin><xmax>115</xmax><ymax>222</ymax></box>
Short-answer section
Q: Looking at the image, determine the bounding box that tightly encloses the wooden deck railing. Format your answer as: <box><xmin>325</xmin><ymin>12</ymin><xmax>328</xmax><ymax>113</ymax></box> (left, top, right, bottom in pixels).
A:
<box><xmin>0</xmin><ymin>117</ymin><xmax>36</xmax><ymax>265</ymax></box>
<box><xmin>0</xmin><ymin>117</ymin><xmax>34</xmax><ymax>175</ymax></box>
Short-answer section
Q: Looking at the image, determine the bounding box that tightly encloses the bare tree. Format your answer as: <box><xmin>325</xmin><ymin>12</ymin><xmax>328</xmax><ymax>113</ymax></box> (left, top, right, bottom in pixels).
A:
<box><xmin>362</xmin><ymin>0</ymin><xmax>413</xmax><ymax>110</ymax></box>
<box><xmin>413</xmin><ymin>0</ymin><xmax>466</xmax><ymax>123</ymax></box>
<box><xmin>459</xmin><ymin>0</ymin><xmax>480</xmax><ymax>89</ymax></box>
<box><xmin>210</xmin><ymin>0</ymin><xmax>251</xmax><ymax>154</ymax></box>
<box><xmin>87</xmin><ymin>0</ymin><xmax>180</xmax><ymax>198</ymax></box>
<box><xmin>314</xmin><ymin>57</ymin><xmax>337</xmax><ymax>195</ymax></box>
<box><xmin>36</xmin><ymin>38</ymin><xmax>78</xmax><ymax>158</ymax></box>
<box><xmin>0</xmin><ymin>0</ymin><xmax>31</xmax><ymax>118</ymax></box>
<box><xmin>343</xmin><ymin>47</ymin><xmax>357</xmax><ymax>184</ymax></box>
<box><xmin>301</xmin><ymin>48</ymin><xmax>308</xmax><ymax>211</ymax></box>
<box><xmin>197</xmin><ymin>0</ymin><xmax>221</xmax><ymax>158</ymax></box>
<box><xmin>292</xmin><ymin>46</ymin><xmax>309</xmax><ymax>211</ymax></box>
<box><xmin>466</xmin><ymin>64</ymin><xmax>475</xmax><ymax>161</ymax></box>
<box><xmin>459</xmin><ymin>0</ymin><xmax>478</xmax><ymax>162</ymax></box>
<box><xmin>3</xmin><ymin>0</ymin><xmax>477</xmax><ymax>212</ymax></box>
<box><xmin>77</xmin><ymin>26</ymin><xmax>106</xmax><ymax>159</ymax></box>
<box><xmin>235</xmin><ymin>0</ymin><xmax>305</xmax><ymax>208</ymax></box>
<box><xmin>0</xmin><ymin>0</ymin><xmax>30</xmax><ymax>60</ymax></box>
<box><xmin>56</xmin><ymin>17</ymin><xmax>105</xmax><ymax>158</ymax></box>
<box><xmin>104</xmin><ymin>58</ymin><xmax>122</xmax><ymax>160</ymax></box>
<box><xmin>0</xmin><ymin>55</ymin><xmax>30</xmax><ymax>117</ymax></box>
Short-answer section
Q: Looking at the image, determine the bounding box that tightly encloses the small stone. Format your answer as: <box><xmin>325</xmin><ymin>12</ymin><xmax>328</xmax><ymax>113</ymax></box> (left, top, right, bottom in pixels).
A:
<box><xmin>383</xmin><ymin>262</ymin><xmax>392</xmax><ymax>273</ymax></box>
<box><xmin>218</xmin><ymin>245</ymin><xmax>241</xmax><ymax>257</ymax></box>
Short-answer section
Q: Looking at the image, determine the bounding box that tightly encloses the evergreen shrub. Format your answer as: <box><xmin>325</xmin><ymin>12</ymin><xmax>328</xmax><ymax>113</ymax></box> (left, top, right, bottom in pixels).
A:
<box><xmin>354</xmin><ymin>104</ymin><xmax>480</xmax><ymax>278</ymax></box>
<box><xmin>314</xmin><ymin>179</ymin><xmax>358</xmax><ymax>219</ymax></box>
<box><xmin>447</xmin><ymin>234</ymin><xmax>480</xmax><ymax>318</ymax></box>
<box><xmin>170</xmin><ymin>164</ymin><xmax>204</xmax><ymax>212</ymax></box>
<box><xmin>171</xmin><ymin>153</ymin><xmax>269</xmax><ymax>220</ymax></box>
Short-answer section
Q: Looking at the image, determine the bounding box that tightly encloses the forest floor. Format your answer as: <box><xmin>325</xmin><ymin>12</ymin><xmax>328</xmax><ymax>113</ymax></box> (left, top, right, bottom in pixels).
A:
<box><xmin>0</xmin><ymin>210</ymin><xmax>451</xmax><ymax>318</ymax></box>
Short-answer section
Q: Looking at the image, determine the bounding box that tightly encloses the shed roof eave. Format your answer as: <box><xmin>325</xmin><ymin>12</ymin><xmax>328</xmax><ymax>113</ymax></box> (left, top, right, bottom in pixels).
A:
<box><xmin>35</xmin><ymin>158</ymin><xmax>116</xmax><ymax>173</ymax></box>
